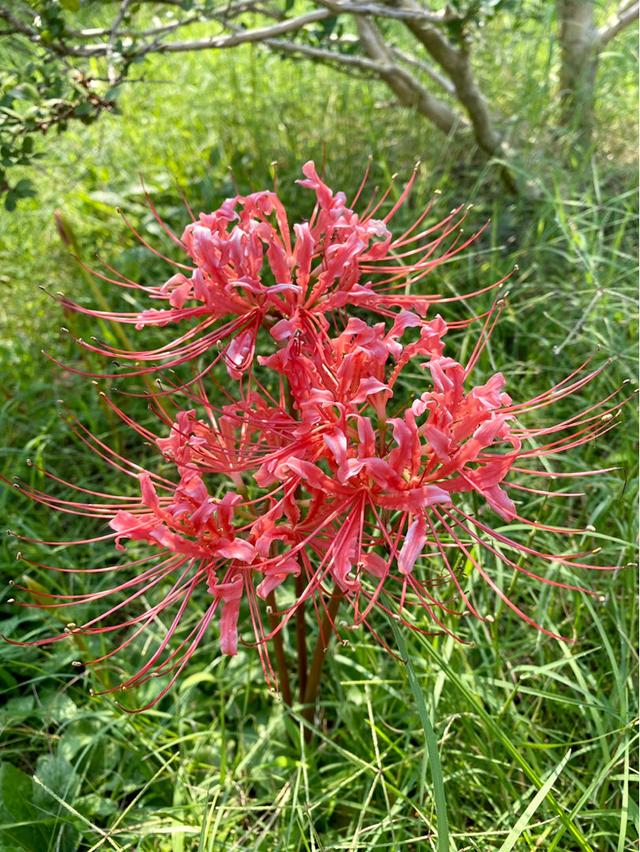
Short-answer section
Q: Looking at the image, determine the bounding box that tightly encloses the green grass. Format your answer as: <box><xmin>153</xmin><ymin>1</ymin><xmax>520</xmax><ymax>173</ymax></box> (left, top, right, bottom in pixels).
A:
<box><xmin>0</xmin><ymin>11</ymin><xmax>638</xmax><ymax>851</ymax></box>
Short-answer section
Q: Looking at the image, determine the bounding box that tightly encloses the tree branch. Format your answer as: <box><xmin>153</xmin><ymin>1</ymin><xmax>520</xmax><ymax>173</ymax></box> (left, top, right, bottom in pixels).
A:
<box><xmin>556</xmin><ymin>0</ymin><xmax>597</xmax><ymax>131</ymax></box>
<box><xmin>596</xmin><ymin>1</ymin><xmax>639</xmax><ymax>48</ymax></box>
<box><xmin>126</xmin><ymin>9</ymin><xmax>333</xmax><ymax>57</ymax></box>
<box><xmin>110</xmin><ymin>0</ymin><xmax>133</xmax><ymax>42</ymax></box>
<box><xmin>4</xmin><ymin>8</ymin><xmax>335</xmax><ymax>58</ymax></box>
<box><xmin>0</xmin><ymin>6</ymin><xmax>38</xmax><ymax>39</ymax></box>
<box><xmin>390</xmin><ymin>45</ymin><xmax>456</xmax><ymax>95</ymax></box>
<box><xmin>355</xmin><ymin>16</ymin><xmax>466</xmax><ymax>135</ymax></box>
<box><xmin>66</xmin><ymin>0</ymin><xmax>269</xmax><ymax>39</ymax></box>
<box><xmin>78</xmin><ymin>16</ymin><xmax>202</xmax><ymax>41</ymax></box>
<box><xmin>266</xmin><ymin>14</ymin><xmax>466</xmax><ymax>137</ymax></box>
<box><xmin>317</xmin><ymin>1</ymin><xmax>460</xmax><ymax>25</ymax></box>
<box><xmin>265</xmin><ymin>36</ymin><xmax>396</xmax><ymax>74</ymax></box>
<box><xmin>386</xmin><ymin>0</ymin><xmax>504</xmax><ymax>158</ymax></box>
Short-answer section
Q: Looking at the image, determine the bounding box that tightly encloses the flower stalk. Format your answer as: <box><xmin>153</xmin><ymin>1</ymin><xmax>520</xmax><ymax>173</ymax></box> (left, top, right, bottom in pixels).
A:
<box><xmin>266</xmin><ymin>590</ymin><xmax>292</xmax><ymax>706</ymax></box>
<box><xmin>295</xmin><ymin>572</ymin><xmax>308</xmax><ymax>702</ymax></box>
<box><xmin>302</xmin><ymin>587</ymin><xmax>343</xmax><ymax>734</ymax></box>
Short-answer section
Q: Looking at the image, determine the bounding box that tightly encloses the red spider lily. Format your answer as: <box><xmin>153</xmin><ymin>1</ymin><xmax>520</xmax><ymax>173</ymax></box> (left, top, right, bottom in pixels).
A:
<box><xmin>6</xmin><ymin>163</ymin><xmax>627</xmax><ymax>713</ymax></box>
<box><xmin>50</xmin><ymin>161</ymin><xmax>501</xmax><ymax>382</ymax></box>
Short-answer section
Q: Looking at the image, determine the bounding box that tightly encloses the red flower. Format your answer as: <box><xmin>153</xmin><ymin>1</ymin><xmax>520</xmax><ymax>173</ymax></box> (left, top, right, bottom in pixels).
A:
<box><xmin>52</xmin><ymin>162</ymin><xmax>499</xmax><ymax>383</ymax></box>
<box><xmin>7</xmin><ymin>163</ymin><xmax>627</xmax><ymax>710</ymax></box>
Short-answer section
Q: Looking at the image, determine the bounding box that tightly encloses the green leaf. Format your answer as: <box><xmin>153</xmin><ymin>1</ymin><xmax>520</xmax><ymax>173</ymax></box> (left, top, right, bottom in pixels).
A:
<box><xmin>73</xmin><ymin>102</ymin><xmax>92</xmax><ymax>117</ymax></box>
<box><xmin>74</xmin><ymin>794</ymin><xmax>118</xmax><ymax>819</ymax></box>
<box><xmin>498</xmin><ymin>750</ymin><xmax>573</xmax><ymax>851</ymax></box>
<box><xmin>32</xmin><ymin>755</ymin><xmax>81</xmax><ymax>852</ymax></box>
<box><xmin>42</xmin><ymin>693</ymin><xmax>78</xmax><ymax>724</ymax></box>
<box><xmin>0</xmin><ymin>763</ymin><xmax>48</xmax><ymax>852</ymax></box>
<box><xmin>60</xmin><ymin>0</ymin><xmax>81</xmax><ymax>10</ymax></box>
<box><xmin>14</xmin><ymin>178</ymin><xmax>36</xmax><ymax>198</ymax></box>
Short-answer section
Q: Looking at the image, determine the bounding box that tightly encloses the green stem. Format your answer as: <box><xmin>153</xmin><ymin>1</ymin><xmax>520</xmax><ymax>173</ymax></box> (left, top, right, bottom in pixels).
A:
<box><xmin>301</xmin><ymin>587</ymin><xmax>342</xmax><ymax>736</ymax></box>
<box><xmin>266</xmin><ymin>590</ymin><xmax>292</xmax><ymax>706</ymax></box>
<box><xmin>284</xmin><ymin>378</ymin><xmax>308</xmax><ymax>704</ymax></box>
<box><xmin>295</xmin><ymin>572</ymin><xmax>308</xmax><ymax>701</ymax></box>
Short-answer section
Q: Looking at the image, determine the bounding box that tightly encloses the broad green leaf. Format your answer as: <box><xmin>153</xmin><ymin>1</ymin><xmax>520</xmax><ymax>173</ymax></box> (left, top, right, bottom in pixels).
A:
<box><xmin>0</xmin><ymin>763</ymin><xmax>48</xmax><ymax>852</ymax></box>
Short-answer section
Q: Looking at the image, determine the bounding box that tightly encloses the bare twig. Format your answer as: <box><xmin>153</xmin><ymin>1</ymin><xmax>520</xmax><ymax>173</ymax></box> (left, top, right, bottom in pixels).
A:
<box><xmin>317</xmin><ymin>0</ymin><xmax>460</xmax><ymax>25</ymax></box>
<box><xmin>0</xmin><ymin>6</ymin><xmax>38</xmax><ymax>39</ymax></box>
<box><xmin>110</xmin><ymin>0</ymin><xmax>132</xmax><ymax>41</ymax></box>
<box><xmin>67</xmin><ymin>0</ymin><xmax>266</xmax><ymax>39</ymax></box>
<box><xmin>264</xmin><ymin>36</ymin><xmax>395</xmax><ymax>74</ymax></box>
<box><xmin>106</xmin><ymin>0</ymin><xmax>133</xmax><ymax>81</ymax></box>
<box><xmin>1</xmin><ymin>7</ymin><xmax>334</xmax><ymax>57</ymax></box>
<box><xmin>596</xmin><ymin>1</ymin><xmax>639</xmax><ymax>47</ymax></box>
<box><xmin>390</xmin><ymin>45</ymin><xmax>456</xmax><ymax>95</ymax></box>
<box><xmin>103</xmin><ymin>8</ymin><xmax>332</xmax><ymax>56</ymax></box>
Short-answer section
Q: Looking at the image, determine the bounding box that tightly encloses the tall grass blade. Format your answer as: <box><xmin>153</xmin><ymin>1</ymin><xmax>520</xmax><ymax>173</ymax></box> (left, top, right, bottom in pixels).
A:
<box><xmin>390</xmin><ymin>618</ymin><xmax>450</xmax><ymax>852</ymax></box>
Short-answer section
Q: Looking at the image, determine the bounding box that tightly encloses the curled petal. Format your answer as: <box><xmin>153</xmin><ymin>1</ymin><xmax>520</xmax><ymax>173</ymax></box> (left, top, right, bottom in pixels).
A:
<box><xmin>256</xmin><ymin>558</ymin><xmax>300</xmax><ymax>599</ymax></box>
<box><xmin>361</xmin><ymin>552</ymin><xmax>388</xmax><ymax>579</ymax></box>
<box><xmin>352</xmin><ymin>377</ymin><xmax>391</xmax><ymax>404</ymax></box>
<box><xmin>398</xmin><ymin>515</ymin><xmax>427</xmax><ymax>575</ymax></box>
<box><xmin>214</xmin><ymin>539</ymin><xmax>256</xmax><ymax>563</ymax></box>
<box><xmin>213</xmin><ymin>576</ymin><xmax>244</xmax><ymax>656</ymax></box>
<box><xmin>378</xmin><ymin>484</ymin><xmax>451</xmax><ymax>512</ymax></box>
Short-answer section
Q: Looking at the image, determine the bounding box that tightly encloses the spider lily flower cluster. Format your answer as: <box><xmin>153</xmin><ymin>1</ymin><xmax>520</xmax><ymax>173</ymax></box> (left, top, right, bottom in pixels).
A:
<box><xmin>8</xmin><ymin>162</ymin><xmax>622</xmax><ymax>710</ymax></box>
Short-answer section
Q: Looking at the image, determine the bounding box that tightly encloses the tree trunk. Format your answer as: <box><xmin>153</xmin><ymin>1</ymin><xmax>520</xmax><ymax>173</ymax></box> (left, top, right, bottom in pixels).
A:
<box><xmin>557</xmin><ymin>0</ymin><xmax>598</xmax><ymax>136</ymax></box>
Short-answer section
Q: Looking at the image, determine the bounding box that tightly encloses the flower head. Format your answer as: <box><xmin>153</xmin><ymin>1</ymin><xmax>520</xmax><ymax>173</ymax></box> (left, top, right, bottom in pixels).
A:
<box><xmin>53</xmin><ymin>162</ymin><xmax>498</xmax><ymax>383</ymax></box>
<box><xmin>7</xmin><ymin>163</ymin><xmax>626</xmax><ymax>710</ymax></box>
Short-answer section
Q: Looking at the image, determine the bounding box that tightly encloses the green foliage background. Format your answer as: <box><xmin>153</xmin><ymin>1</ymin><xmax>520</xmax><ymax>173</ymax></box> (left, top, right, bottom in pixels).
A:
<box><xmin>0</xmin><ymin>8</ymin><xmax>637</xmax><ymax>850</ymax></box>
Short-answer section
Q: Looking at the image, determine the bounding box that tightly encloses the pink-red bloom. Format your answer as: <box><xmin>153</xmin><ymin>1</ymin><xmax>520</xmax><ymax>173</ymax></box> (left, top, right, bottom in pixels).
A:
<box><xmin>53</xmin><ymin>161</ymin><xmax>498</xmax><ymax>382</ymax></box>
<box><xmin>7</xmin><ymin>163</ymin><xmax>625</xmax><ymax>710</ymax></box>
